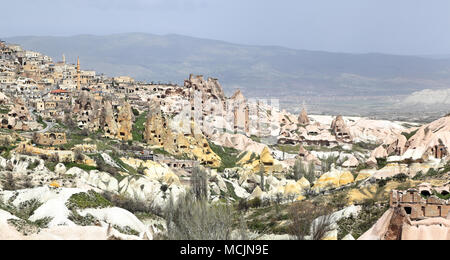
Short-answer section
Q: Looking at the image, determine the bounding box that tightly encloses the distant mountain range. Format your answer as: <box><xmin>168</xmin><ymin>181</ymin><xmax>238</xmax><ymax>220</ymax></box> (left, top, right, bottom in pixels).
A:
<box><xmin>5</xmin><ymin>33</ymin><xmax>450</xmax><ymax>100</ymax></box>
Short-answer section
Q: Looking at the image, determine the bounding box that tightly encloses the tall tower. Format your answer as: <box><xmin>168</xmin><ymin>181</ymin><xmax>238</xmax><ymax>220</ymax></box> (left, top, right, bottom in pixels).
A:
<box><xmin>62</xmin><ymin>54</ymin><xmax>66</xmax><ymax>64</ymax></box>
<box><xmin>77</xmin><ymin>56</ymin><xmax>81</xmax><ymax>91</ymax></box>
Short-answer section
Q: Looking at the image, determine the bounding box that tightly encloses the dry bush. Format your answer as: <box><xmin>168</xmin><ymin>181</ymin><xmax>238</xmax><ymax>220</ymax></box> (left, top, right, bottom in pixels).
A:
<box><xmin>95</xmin><ymin>158</ymin><xmax>119</xmax><ymax>176</ymax></box>
<box><xmin>48</xmin><ymin>153</ymin><xmax>59</xmax><ymax>163</ymax></box>
<box><xmin>73</xmin><ymin>148</ymin><xmax>84</xmax><ymax>162</ymax></box>
<box><xmin>288</xmin><ymin>201</ymin><xmax>334</xmax><ymax>240</ymax></box>
<box><xmin>2</xmin><ymin>172</ymin><xmax>17</xmax><ymax>190</ymax></box>
<box><xmin>102</xmin><ymin>192</ymin><xmax>161</xmax><ymax>216</ymax></box>
<box><xmin>165</xmin><ymin>193</ymin><xmax>234</xmax><ymax>240</ymax></box>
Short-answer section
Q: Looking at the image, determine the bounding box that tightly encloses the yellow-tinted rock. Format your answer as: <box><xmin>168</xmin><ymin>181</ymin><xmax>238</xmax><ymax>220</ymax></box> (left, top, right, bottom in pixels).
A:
<box><xmin>143</xmin><ymin>111</ymin><xmax>221</xmax><ymax>167</ymax></box>
<box><xmin>83</xmin><ymin>157</ymin><xmax>96</xmax><ymax>167</ymax></box>
<box><xmin>295</xmin><ymin>195</ymin><xmax>306</xmax><ymax>201</ymax></box>
<box><xmin>260</xmin><ymin>147</ymin><xmax>274</xmax><ymax>166</ymax></box>
<box><xmin>120</xmin><ymin>157</ymin><xmax>178</xmax><ymax>182</ymax></box>
<box><xmin>313</xmin><ymin>169</ymin><xmax>354</xmax><ymax>191</ymax></box>
<box><xmin>162</xmin><ymin>172</ymin><xmax>181</xmax><ymax>186</ymax></box>
<box><xmin>339</xmin><ymin>171</ymin><xmax>355</xmax><ymax>186</ymax></box>
<box><xmin>355</xmin><ymin>171</ymin><xmax>373</xmax><ymax>182</ymax></box>
<box><xmin>322</xmin><ymin>230</ymin><xmax>338</xmax><ymax>240</ymax></box>
<box><xmin>297</xmin><ymin>177</ymin><xmax>311</xmax><ymax>190</ymax></box>
<box><xmin>49</xmin><ymin>181</ymin><xmax>61</xmax><ymax>188</ymax></box>
<box><xmin>237</xmin><ymin>151</ymin><xmax>255</xmax><ymax>165</ymax></box>
<box><xmin>249</xmin><ymin>186</ymin><xmax>263</xmax><ymax>200</ymax></box>
<box><xmin>284</xmin><ymin>183</ymin><xmax>302</xmax><ymax>196</ymax></box>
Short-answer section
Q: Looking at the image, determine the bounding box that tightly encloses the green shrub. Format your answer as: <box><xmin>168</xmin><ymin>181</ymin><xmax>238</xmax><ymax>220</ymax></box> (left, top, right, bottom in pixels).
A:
<box><xmin>376</xmin><ymin>158</ymin><xmax>387</xmax><ymax>169</ymax></box>
<box><xmin>393</xmin><ymin>173</ymin><xmax>409</xmax><ymax>182</ymax></box>
<box><xmin>401</xmin><ymin>129</ymin><xmax>418</xmax><ymax>141</ymax></box>
<box><xmin>247</xmin><ymin>197</ymin><xmax>262</xmax><ymax>208</ymax></box>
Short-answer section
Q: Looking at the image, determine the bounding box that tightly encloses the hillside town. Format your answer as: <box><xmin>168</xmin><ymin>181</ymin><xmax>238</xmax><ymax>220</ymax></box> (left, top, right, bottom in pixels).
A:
<box><xmin>0</xmin><ymin>40</ymin><xmax>448</xmax><ymax>240</ymax></box>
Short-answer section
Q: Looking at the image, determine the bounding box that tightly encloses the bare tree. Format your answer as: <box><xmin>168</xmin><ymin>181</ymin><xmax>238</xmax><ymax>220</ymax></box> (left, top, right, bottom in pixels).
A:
<box><xmin>305</xmin><ymin>161</ymin><xmax>316</xmax><ymax>183</ymax></box>
<box><xmin>321</xmin><ymin>155</ymin><xmax>338</xmax><ymax>173</ymax></box>
<box><xmin>190</xmin><ymin>166</ymin><xmax>208</xmax><ymax>200</ymax></box>
<box><xmin>259</xmin><ymin>163</ymin><xmax>265</xmax><ymax>191</ymax></box>
<box><xmin>293</xmin><ymin>159</ymin><xmax>315</xmax><ymax>183</ymax></box>
<box><xmin>293</xmin><ymin>159</ymin><xmax>305</xmax><ymax>181</ymax></box>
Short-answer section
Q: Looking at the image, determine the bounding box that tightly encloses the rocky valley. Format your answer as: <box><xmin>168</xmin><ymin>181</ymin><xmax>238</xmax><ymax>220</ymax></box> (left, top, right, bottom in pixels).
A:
<box><xmin>0</xmin><ymin>40</ymin><xmax>448</xmax><ymax>241</ymax></box>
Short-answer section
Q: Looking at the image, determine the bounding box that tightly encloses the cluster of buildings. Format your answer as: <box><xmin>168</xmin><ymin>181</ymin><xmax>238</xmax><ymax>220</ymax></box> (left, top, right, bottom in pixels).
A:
<box><xmin>0</xmin><ymin>41</ymin><xmax>257</xmax><ymax>168</ymax></box>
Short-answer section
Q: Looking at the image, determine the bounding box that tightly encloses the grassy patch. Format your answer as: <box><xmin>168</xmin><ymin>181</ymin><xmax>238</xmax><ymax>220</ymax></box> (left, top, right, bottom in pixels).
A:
<box><xmin>132</xmin><ymin>112</ymin><xmax>147</xmax><ymax>142</ymax></box>
<box><xmin>37</xmin><ymin>115</ymin><xmax>47</xmax><ymax>129</ymax></box>
<box><xmin>64</xmin><ymin>162</ymin><xmax>97</xmax><ymax>172</ymax></box>
<box><xmin>434</xmin><ymin>191</ymin><xmax>450</xmax><ymax>200</ymax></box>
<box><xmin>352</xmin><ymin>142</ymin><xmax>379</xmax><ymax>153</ymax></box>
<box><xmin>208</xmin><ymin>142</ymin><xmax>241</xmax><ymax>172</ymax></box>
<box><xmin>224</xmin><ymin>182</ymin><xmax>239</xmax><ymax>201</ymax></box>
<box><xmin>27</xmin><ymin>159</ymin><xmax>40</xmax><ymax>171</ymax></box>
<box><xmin>0</xmin><ymin>145</ymin><xmax>16</xmax><ymax>159</ymax></box>
<box><xmin>152</xmin><ymin>148</ymin><xmax>172</xmax><ymax>157</ymax></box>
<box><xmin>66</xmin><ymin>190</ymin><xmax>112</xmax><ymax>210</ymax></box>
<box><xmin>0</xmin><ymin>198</ymin><xmax>52</xmax><ymax>235</ymax></box>
<box><xmin>402</xmin><ymin>129</ymin><xmax>418</xmax><ymax>141</ymax></box>
<box><xmin>113</xmin><ymin>225</ymin><xmax>139</xmax><ymax>236</ymax></box>
<box><xmin>44</xmin><ymin>161</ymin><xmax>57</xmax><ymax>171</ymax></box>
<box><xmin>110</xmin><ymin>155</ymin><xmax>138</xmax><ymax>175</ymax></box>
<box><xmin>0</xmin><ymin>106</ymin><xmax>10</xmax><ymax>114</ymax></box>
<box><xmin>8</xmin><ymin>217</ymin><xmax>52</xmax><ymax>235</ymax></box>
<box><xmin>274</xmin><ymin>144</ymin><xmax>300</xmax><ymax>155</ymax></box>
<box><xmin>250</xmin><ymin>135</ymin><xmax>261</xmax><ymax>143</ymax></box>
<box><xmin>68</xmin><ymin>211</ymin><xmax>96</xmax><ymax>226</ymax></box>
<box><xmin>376</xmin><ymin>157</ymin><xmax>388</xmax><ymax>170</ymax></box>
<box><xmin>245</xmin><ymin>203</ymin><xmax>290</xmax><ymax>235</ymax></box>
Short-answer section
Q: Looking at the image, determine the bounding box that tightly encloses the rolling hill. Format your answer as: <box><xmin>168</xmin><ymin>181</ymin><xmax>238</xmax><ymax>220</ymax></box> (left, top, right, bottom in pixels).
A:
<box><xmin>5</xmin><ymin>33</ymin><xmax>450</xmax><ymax>102</ymax></box>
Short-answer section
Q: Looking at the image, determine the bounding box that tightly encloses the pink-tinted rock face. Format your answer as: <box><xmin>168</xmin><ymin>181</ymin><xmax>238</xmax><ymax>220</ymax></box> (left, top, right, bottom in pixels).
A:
<box><xmin>388</xmin><ymin>116</ymin><xmax>450</xmax><ymax>160</ymax></box>
<box><xmin>402</xmin><ymin>218</ymin><xmax>450</xmax><ymax>240</ymax></box>
<box><xmin>366</xmin><ymin>145</ymin><xmax>388</xmax><ymax>167</ymax></box>
<box><xmin>331</xmin><ymin>115</ymin><xmax>352</xmax><ymax>142</ymax></box>
<box><xmin>387</xmin><ymin>135</ymin><xmax>408</xmax><ymax>156</ymax></box>
<box><xmin>358</xmin><ymin>208</ymin><xmax>394</xmax><ymax>240</ymax></box>
<box><xmin>298</xmin><ymin>108</ymin><xmax>310</xmax><ymax>125</ymax></box>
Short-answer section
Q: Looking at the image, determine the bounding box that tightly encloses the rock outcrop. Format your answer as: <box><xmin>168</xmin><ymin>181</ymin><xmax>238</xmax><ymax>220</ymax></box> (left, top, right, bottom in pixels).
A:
<box><xmin>331</xmin><ymin>115</ymin><xmax>352</xmax><ymax>142</ymax></box>
<box><xmin>0</xmin><ymin>186</ymin><xmax>154</xmax><ymax>240</ymax></box>
<box><xmin>72</xmin><ymin>93</ymin><xmax>134</xmax><ymax>141</ymax></box>
<box><xmin>184</xmin><ymin>74</ymin><xmax>226</xmax><ymax>101</ymax></box>
<box><xmin>312</xmin><ymin>167</ymin><xmax>354</xmax><ymax>192</ymax></box>
<box><xmin>386</xmin><ymin>116</ymin><xmax>450</xmax><ymax>161</ymax></box>
<box><xmin>143</xmin><ymin>108</ymin><xmax>221</xmax><ymax>168</ymax></box>
<box><xmin>298</xmin><ymin>108</ymin><xmax>310</xmax><ymax>125</ymax></box>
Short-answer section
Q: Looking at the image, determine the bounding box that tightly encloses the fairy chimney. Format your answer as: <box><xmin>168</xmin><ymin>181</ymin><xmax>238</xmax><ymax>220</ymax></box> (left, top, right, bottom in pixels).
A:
<box><xmin>298</xmin><ymin>108</ymin><xmax>310</xmax><ymax>125</ymax></box>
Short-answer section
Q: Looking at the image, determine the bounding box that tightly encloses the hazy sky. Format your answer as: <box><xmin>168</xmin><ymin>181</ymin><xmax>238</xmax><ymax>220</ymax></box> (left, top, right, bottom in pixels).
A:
<box><xmin>2</xmin><ymin>0</ymin><xmax>450</xmax><ymax>55</ymax></box>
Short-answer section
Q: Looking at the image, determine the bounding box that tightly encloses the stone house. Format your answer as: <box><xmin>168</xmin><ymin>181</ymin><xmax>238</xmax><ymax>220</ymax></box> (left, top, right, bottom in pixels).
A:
<box><xmin>33</xmin><ymin>132</ymin><xmax>67</xmax><ymax>146</ymax></box>
<box><xmin>390</xmin><ymin>188</ymin><xmax>449</xmax><ymax>220</ymax></box>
